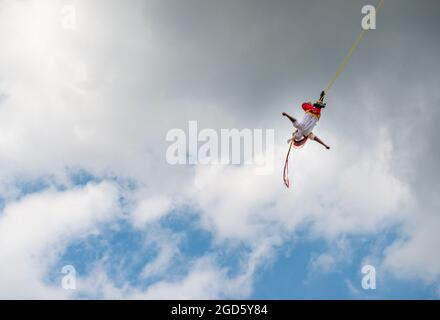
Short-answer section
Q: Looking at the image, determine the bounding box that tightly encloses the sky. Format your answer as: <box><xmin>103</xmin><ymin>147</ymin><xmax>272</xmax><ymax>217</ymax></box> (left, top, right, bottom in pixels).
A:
<box><xmin>0</xmin><ymin>0</ymin><xmax>439</xmax><ymax>299</ymax></box>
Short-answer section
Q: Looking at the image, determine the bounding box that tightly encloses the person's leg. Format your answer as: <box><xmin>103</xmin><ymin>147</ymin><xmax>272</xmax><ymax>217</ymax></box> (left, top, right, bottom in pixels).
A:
<box><xmin>282</xmin><ymin>113</ymin><xmax>298</xmax><ymax>127</ymax></box>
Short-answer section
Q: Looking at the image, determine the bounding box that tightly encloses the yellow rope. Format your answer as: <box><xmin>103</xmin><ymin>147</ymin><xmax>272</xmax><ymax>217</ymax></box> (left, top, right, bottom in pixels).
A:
<box><xmin>323</xmin><ymin>0</ymin><xmax>385</xmax><ymax>96</ymax></box>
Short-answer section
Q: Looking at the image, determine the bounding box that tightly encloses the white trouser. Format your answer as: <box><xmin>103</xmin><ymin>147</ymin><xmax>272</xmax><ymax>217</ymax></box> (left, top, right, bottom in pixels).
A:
<box><xmin>293</xmin><ymin>129</ymin><xmax>315</xmax><ymax>142</ymax></box>
<box><xmin>292</xmin><ymin>115</ymin><xmax>318</xmax><ymax>141</ymax></box>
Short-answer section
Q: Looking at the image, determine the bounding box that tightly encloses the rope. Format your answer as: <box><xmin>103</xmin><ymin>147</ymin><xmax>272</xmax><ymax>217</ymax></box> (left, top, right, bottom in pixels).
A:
<box><xmin>283</xmin><ymin>140</ymin><xmax>294</xmax><ymax>188</ymax></box>
<box><xmin>323</xmin><ymin>0</ymin><xmax>385</xmax><ymax>96</ymax></box>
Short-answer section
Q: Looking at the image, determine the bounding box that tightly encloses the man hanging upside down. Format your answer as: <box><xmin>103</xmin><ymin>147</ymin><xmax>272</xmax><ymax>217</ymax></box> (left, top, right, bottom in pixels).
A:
<box><xmin>282</xmin><ymin>100</ymin><xmax>330</xmax><ymax>150</ymax></box>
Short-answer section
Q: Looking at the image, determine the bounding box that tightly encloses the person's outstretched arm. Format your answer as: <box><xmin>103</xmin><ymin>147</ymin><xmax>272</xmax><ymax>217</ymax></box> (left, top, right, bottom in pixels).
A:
<box><xmin>312</xmin><ymin>135</ymin><xmax>330</xmax><ymax>150</ymax></box>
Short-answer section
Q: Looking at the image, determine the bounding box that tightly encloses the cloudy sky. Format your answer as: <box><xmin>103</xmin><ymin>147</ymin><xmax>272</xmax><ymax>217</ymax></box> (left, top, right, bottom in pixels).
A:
<box><xmin>0</xmin><ymin>0</ymin><xmax>439</xmax><ymax>299</ymax></box>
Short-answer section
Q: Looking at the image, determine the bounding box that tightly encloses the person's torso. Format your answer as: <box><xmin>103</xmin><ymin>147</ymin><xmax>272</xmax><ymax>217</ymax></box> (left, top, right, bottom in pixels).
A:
<box><xmin>298</xmin><ymin>113</ymin><xmax>318</xmax><ymax>134</ymax></box>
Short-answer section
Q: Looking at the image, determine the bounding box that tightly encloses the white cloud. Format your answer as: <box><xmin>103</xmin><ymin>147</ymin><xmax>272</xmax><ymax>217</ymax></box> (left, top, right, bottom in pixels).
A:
<box><xmin>189</xmin><ymin>130</ymin><xmax>411</xmax><ymax>243</ymax></box>
<box><xmin>311</xmin><ymin>253</ymin><xmax>338</xmax><ymax>274</ymax></box>
<box><xmin>141</xmin><ymin>242</ymin><xmax>177</xmax><ymax>279</ymax></box>
<box><xmin>0</xmin><ymin>181</ymin><xmax>121</xmax><ymax>299</ymax></box>
<box><xmin>299</xmin><ymin>130</ymin><xmax>412</xmax><ymax>239</ymax></box>
<box><xmin>131</xmin><ymin>195</ymin><xmax>172</xmax><ymax>227</ymax></box>
<box><xmin>134</xmin><ymin>257</ymin><xmax>252</xmax><ymax>300</ymax></box>
<box><xmin>74</xmin><ymin>228</ymin><xmax>271</xmax><ymax>299</ymax></box>
<box><xmin>383</xmin><ymin>213</ymin><xmax>440</xmax><ymax>283</ymax></box>
<box><xmin>140</xmin><ymin>227</ymin><xmax>182</xmax><ymax>279</ymax></box>
<box><xmin>345</xmin><ymin>279</ymin><xmax>362</xmax><ymax>298</ymax></box>
<box><xmin>75</xmin><ymin>265</ymin><xmax>133</xmax><ymax>300</ymax></box>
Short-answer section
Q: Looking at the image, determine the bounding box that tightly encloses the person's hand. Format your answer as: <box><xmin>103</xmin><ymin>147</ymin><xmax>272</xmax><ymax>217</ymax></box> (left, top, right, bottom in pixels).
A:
<box><xmin>326</xmin><ymin>146</ymin><xmax>330</xmax><ymax>150</ymax></box>
<box><xmin>282</xmin><ymin>112</ymin><xmax>288</xmax><ymax>117</ymax></box>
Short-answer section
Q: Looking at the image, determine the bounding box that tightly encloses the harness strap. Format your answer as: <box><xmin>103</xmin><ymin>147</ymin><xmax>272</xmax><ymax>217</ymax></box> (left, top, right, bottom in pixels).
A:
<box><xmin>283</xmin><ymin>131</ymin><xmax>309</xmax><ymax>188</ymax></box>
